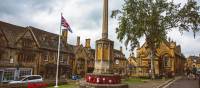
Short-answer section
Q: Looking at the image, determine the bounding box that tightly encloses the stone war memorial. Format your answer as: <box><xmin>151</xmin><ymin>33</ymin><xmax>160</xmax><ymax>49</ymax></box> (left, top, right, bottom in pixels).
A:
<box><xmin>79</xmin><ymin>0</ymin><xmax>128</xmax><ymax>88</ymax></box>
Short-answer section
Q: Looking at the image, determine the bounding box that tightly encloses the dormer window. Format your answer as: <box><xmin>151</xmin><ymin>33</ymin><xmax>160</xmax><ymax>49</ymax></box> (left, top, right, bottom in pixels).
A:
<box><xmin>22</xmin><ymin>38</ymin><xmax>33</xmax><ymax>48</ymax></box>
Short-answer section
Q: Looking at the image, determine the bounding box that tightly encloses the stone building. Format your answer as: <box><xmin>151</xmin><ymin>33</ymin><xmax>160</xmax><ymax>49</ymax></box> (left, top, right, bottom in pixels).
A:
<box><xmin>135</xmin><ymin>39</ymin><xmax>186</xmax><ymax>77</ymax></box>
<box><xmin>0</xmin><ymin>21</ymin><xmax>126</xmax><ymax>82</ymax></box>
<box><xmin>72</xmin><ymin>37</ymin><xmax>95</xmax><ymax>77</ymax></box>
<box><xmin>0</xmin><ymin>21</ymin><xmax>75</xmax><ymax>81</ymax></box>
<box><xmin>113</xmin><ymin>47</ymin><xmax>127</xmax><ymax>76</ymax></box>
<box><xmin>186</xmin><ymin>55</ymin><xmax>200</xmax><ymax>69</ymax></box>
<box><xmin>127</xmin><ymin>53</ymin><xmax>137</xmax><ymax>76</ymax></box>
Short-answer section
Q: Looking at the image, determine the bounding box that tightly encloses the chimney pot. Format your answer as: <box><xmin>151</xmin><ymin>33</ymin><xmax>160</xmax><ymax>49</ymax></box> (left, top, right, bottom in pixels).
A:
<box><xmin>77</xmin><ymin>36</ymin><xmax>80</xmax><ymax>46</ymax></box>
<box><xmin>85</xmin><ymin>39</ymin><xmax>91</xmax><ymax>48</ymax></box>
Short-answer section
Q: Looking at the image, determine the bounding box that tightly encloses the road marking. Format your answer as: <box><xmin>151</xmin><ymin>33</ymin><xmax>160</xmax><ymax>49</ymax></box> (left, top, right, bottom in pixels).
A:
<box><xmin>162</xmin><ymin>77</ymin><xmax>182</xmax><ymax>88</ymax></box>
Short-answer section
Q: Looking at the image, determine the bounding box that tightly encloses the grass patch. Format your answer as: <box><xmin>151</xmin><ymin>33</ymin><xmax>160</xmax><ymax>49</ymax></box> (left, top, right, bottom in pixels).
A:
<box><xmin>123</xmin><ymin>78</ymin><xmax>146</xmax><ymax>84</ymax></box>
<box><xmin>48</xmin><ymin>83</ymin><xmax>78</xmax><ymax>88</ymax></box>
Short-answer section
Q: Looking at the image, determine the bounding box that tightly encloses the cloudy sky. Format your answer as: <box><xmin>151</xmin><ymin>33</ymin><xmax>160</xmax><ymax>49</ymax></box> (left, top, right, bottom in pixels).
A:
<box><xmin>0</xmin><ymin>0</ymin><xmax>200</xmax><ymax>58</ymax></box>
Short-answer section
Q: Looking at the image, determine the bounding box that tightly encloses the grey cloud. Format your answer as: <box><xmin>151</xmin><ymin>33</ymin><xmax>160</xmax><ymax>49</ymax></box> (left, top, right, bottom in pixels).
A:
<box><xmin>80</xmin><ymin>9</ymin><xmax>101</xmax><ymax>30</ymax></box>
<box><xmin>0</xmin><ymin>0</ymin><xmax>55</xmax><ymax>16</ymax></box>
<box><xmin>0</xmin><ymin>0</ymin><xmax>59</xmax><ymax>27</ymax></box>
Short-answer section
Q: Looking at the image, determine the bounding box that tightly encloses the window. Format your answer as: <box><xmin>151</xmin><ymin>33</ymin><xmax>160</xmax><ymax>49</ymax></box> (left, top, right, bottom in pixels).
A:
<box><xmin>32</xmin><ymin>76</ymin><xmax>41</xmax><ymax>80</ymax></box>
<box><xmin>9</xmin><ymin>56</ymin><xmax>14</xmax><ymax>64</ymax></box>
<box><xmin>163</xmin><ymin>55</ymin><xmax>170</xmax><ymax>67</ymax></box>
<box><xmin>43</xmin><ymin>53</ymin><xmax>48</xmax><ymax>61</ymax></box>
<box><xmin>22</xmin><ymin>38</ymin><xmax>33</xmax><ymax>48</ymax></box>
<box><xmin>3</xmin><ymin>69</ymin><xmax>15</xmax><ymax>81</ymax></box>
<box><xmin>60</xmin><ymin>55</ymin><xmax>64</xmax><ymax>62</ymax></box>
<box><xmin>20</xmin><ymin>69</ymin><xmax>32</xmax><ymax>77</ymax></box>
<box><xmin>10</xmin><ymin>58</ymin><xmax>14</xmax><ymax>64</ymax></box>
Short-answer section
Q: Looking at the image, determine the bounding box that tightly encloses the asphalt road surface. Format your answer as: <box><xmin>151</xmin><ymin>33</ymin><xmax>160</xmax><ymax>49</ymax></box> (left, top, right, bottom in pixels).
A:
<box><xmin>166</xmin><ymin>77</ymin><xmax>199</xmax><ymax>88</ymax></box>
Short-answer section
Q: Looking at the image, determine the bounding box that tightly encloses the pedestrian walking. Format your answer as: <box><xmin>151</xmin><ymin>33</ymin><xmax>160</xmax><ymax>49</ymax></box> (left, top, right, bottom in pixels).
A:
<box><xmin>192</xmin><ymin>65</ymin><xmax>197</xmax><ymax>80</ymax></box>
<box><xmin>186</xmin><ymin>67</ymin><xmax>191</xmax><ymax>80</ymax></box>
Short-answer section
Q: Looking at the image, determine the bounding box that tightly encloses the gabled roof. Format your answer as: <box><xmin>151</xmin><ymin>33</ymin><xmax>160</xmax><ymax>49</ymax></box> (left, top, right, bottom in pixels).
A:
<box><xmin>188</xmin><ymin>56</ymin><xmax>199</xmax><ymax>60</ymax></box>
<box><xmin>73</xmin><ymin>45</ymin><xmax>90</xmax><ymax>59</ymax></box>
<box><xmin>84</xmin><ymin>48</ymin><xmax>95</xmax><ymax>60</ymax></box>
<box><xmin>139</xmin><ymin>39</ymin><xmax>185</xmax><ymax>58</ymax></box>
<box><xmin>0</xmin><ymin>21</ymin><xmax>27</xmax><ymax>47</ymax></box>
<box><xmin>0</xmin><ymin>21</ymin><xmax>127</xmax><ymax>59</ymax></box>
<box><xmin>28</xmin><ymin>26</ymin><xmax>73</xmax><ymax>53</ymax></box>
<box><xmin>114</xmin><ymin>49</ymin><xmax>126</xmax><ymax>60</ymax></box>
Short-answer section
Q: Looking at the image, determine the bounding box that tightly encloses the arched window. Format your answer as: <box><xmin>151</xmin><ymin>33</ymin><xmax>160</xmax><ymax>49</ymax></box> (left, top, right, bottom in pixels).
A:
<box><xmin>163</xmin><ymin>55</ymin><xmax>170</xmax><ymax>67</ymax></box>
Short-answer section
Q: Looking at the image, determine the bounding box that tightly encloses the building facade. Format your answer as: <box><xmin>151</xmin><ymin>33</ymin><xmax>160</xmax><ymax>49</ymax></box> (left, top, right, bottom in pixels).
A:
<box><xmin>135</xmin><ymin>40</ymin><xmax>186</xmax><ymax>78</ymax></box>
<box><xmin>113</xmin><ymin>47</ymin><xmax>127</xmax><ymax>76</ymax></box>
<box><xmin>0</xmin><ymin>21</ymin><xmax>127</xmax><ymax>82</ymax></box>
<box><xmin>127</xmin><ymin>53</ymin><xmax>137</xmax><ymax>77</ymax></box>
<box><xmin>186</xmin><ymin>55</ymin><xmax>200</xmax><ymax>69</ymax></box>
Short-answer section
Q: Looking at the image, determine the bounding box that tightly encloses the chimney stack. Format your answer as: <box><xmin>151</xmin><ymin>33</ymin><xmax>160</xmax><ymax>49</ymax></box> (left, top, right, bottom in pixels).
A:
<box><xmin>85</xmin><ymin>39</ymin><xmax>91</xmax><ymax>48</ymax></box>
<box><xmin>77</xmin><ymin>36</ymin><xmax>80</xmax><ymax>46</ymax></box>
<box><xmin>120</xmin><ymin>46</ymin><xmax>123</xmax><ymax>53</ymax></box>
<box><xmin>62</xmin><ymin>30</ymin><xmax>68</xmax><ymax>43</ymax></box>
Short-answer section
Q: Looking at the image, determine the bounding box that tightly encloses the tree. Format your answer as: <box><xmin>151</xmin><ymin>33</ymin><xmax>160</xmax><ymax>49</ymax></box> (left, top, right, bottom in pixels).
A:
<box><xmin>111</xmin><ymin>0</ymin><xmax>200</xmax><ymax>79</ymax></box>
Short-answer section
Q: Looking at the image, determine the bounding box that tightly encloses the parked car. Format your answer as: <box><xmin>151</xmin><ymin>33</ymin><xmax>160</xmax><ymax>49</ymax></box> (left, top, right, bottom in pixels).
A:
<box><xmin>72</xmin><ymin>75</ymin><xmax>80</xmax><ymax>80</ymax></box>
<box><xmin>9</xmin><ymin>75</ymin><xmax>43</xmax><ymax>84</ymax></box>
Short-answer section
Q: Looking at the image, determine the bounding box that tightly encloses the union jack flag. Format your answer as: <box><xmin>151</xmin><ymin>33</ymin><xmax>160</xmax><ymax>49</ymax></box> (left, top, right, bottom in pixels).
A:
<box><xmin>61</xmin><ymin>15</ymin><xmax>72</xmax><ymax>33</ymax></box>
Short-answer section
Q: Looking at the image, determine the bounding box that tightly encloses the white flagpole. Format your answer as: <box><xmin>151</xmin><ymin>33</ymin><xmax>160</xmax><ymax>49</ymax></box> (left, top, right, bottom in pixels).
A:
<box><xmin>55</xmin><ymin>13</ymin><xmax>62</xmax><ymax>88</ymax></box>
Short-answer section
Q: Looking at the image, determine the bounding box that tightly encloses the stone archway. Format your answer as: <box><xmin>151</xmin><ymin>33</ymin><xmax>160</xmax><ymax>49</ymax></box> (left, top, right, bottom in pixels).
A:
<box><xmin>159</xmin><ymin>53</ymin><xmax>172</xmax><ymax>77</ymax></box>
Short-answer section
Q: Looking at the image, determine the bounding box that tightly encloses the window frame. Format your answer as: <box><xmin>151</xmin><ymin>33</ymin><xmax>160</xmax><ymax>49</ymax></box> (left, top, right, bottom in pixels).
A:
<box><xmin>163</xmin><ymin>55</ymin><xmax>170</xmax><ymax>67</ymax></box>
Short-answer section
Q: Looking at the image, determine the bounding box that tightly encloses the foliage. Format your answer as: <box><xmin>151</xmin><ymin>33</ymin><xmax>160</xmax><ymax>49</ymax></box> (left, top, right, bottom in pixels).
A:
<box><xmin>111</xmin><ymin>0</ymin><xmax>200</xmax><ymax>51</ymax></box>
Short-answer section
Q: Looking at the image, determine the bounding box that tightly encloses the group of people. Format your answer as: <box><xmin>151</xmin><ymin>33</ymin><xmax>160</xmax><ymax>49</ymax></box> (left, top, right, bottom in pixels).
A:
<box><xmin>185</xmin><ymin>65</ymin><xmax>199</xmax><ymax>80</ymax></box>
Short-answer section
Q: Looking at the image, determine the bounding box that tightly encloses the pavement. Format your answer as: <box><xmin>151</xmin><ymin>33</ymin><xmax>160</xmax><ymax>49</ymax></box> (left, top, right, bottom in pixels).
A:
<box><xmin>165</xmin><ymin>77</ymin><xmax>199</xmax><ymax>88</ymax></box>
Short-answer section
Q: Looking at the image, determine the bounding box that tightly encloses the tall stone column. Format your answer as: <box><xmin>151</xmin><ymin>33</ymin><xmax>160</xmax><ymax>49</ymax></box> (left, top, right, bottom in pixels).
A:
<box><xmin>80</xmin><ymin>0</ymin><xmax>128</xmax><ymax>87</ymax></box>
<box><xmin>94</xmin><ymin>0</ymin><xmax>114</xmax><ymax>74</ymax></box>
<box><xmin>102</xmin><ymin>0</ymin><xmax>108</xmax><ymax>39</ymax></box>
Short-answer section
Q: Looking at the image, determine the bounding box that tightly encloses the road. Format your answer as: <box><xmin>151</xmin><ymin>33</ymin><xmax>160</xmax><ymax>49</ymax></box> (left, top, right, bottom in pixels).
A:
<box><xmin>166</xmin><ymin>77</ymin><xmax>199</xmax><ymax>88</ymax></box>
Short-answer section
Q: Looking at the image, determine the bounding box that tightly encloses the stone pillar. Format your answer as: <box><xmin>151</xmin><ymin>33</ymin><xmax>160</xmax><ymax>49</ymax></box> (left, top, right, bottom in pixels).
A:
<box><xmin>102</xmin><ymin>0</ymin><xmax>108</xmax><ymax>39</ymax></box>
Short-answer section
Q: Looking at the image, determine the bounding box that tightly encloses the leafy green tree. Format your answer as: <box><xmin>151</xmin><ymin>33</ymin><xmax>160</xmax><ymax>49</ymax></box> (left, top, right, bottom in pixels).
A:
<box><xmin>112</xmin><ymin>0</ymin><xmax>200</xmax><ymax>79</ymax></box>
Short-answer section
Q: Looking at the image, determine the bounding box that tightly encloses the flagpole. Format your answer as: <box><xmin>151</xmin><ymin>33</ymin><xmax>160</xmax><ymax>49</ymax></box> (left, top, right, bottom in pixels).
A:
<box><xmin>55</xmin><ymin>13</ymin><xmax>62</xmax><ymax>88</ymax></box>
